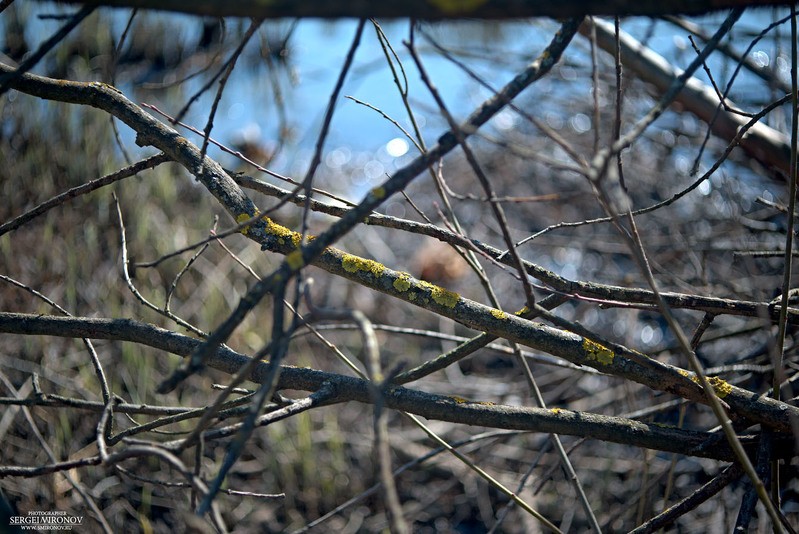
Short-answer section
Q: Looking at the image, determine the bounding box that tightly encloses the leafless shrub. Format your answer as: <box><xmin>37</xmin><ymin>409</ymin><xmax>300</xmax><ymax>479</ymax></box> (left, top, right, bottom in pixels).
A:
<box><xmin>1</xmin><ymin>3</ymin><xmax>798</xmax><ymax>532</ymax></box>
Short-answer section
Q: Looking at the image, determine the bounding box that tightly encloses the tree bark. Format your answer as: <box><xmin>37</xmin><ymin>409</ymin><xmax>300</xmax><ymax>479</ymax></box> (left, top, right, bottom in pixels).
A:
<box><xmin>584</xmin><ymin>17</ymin><xmax>792</xmax><ymax>176</ymax></box>
<box><xmin>61</xmin><ymin>0</ymin><xmax>793</xmax><ymax>20</ymax></box>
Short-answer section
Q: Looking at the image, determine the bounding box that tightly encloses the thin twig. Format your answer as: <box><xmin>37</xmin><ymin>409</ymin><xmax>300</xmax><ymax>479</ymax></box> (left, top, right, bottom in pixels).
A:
<box><xmin>299</xmin><ymin>19</ymin><xmax>365</xmax><ymax>239</ymax></box>
<box><xmin>0</xmin><ymin>5</ymin><xmax>96</xmax><ymax>95</ymax></box>
<box><xmin>0</xmin><ymin>374</ymin><xmax>113</xmax><ymax>534</ymax></box>
<box><xmin>0</xmin><ymin>153</ymin><xmax>170</xmax><ymax>237</ymax></box>
<box><xmin>628</xmin><ymin>464</ymin><xmax>744</xmax><ymax>534</ymax></box>
<box><xmin>235</xmin><ymin>169</ymin><xmax>799</xmax><ymax>324</ymax></box>
<box><xmin>405</xmin><ymin>39</ymin><xmax>537</xmax><ymax>307</ymax></box>
<box><xmin>290</xmin><ymin>430</ymin><xmax>524</xmax><ymax>534</ymax></box>
<box><xmin>152</xmin><ymin>18</ymin><xmax>584</xmax><ymax>394</ymax></box>
<box><xmin>587</xmin><ymin>8</ymin><xmax>745</xmax><ymax>182</ymax></box>
<box><xmin>303</xmin><ymin>293</ymin><xmax>408</xmax><ymax>533</ymax></box>
<box><xmin>113</xmin><ymin>193</ymin><xmax>207</xmax><ymax>337</ymax></box>
<box><xmin>199</xmin><ymin>19</ymin><xmax>263</xmax><ymax>161</ymax></box>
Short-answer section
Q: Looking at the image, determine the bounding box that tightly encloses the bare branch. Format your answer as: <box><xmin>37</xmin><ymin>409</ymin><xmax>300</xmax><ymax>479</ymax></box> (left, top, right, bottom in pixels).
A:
<box><xmin>0</xmin><ymin>311</ymin><xmax>797</xmax><ymax>459</ymax></box>
<box><xmin>60</xmin><ymin>0</ymin><xmax>796</xmax><ymax>20</ymax></box>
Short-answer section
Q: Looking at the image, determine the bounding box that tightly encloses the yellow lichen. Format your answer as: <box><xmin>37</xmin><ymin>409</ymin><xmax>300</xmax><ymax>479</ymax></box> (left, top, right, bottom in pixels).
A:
<box><xmin>707</xmin><ymin>376</ymin><xmax>732</xmax><ymax>398</ymax></box>
<box><xmin>393</xmin><ymin>273</ymin><xmax>412</xmax><ymax>292</ymax></box>
<box><xmin>236</xmin><ymin>213</ymin><xmax>254</xmax><ymax>235</ymax></box>
<box><xmin>342</xmin><ymin>254</ymin><xmax>385</xmax><ymax>277</ymax></box>
<box><xmin>341</xmin><ymin>255</ymin><xmax>359</xmax><ymax>273</ymax></box>
<box><xmin>263</xmin><ymin>218</ymin><xmax>301</xmax><ymax>248</ymax></box>
<box><xmin>681</xmin><ymin>372</ymin><xmax>733</xmax><ymax>398</ymax></box>
<box><xmin>491</xmin><ymin>309</ymin><xmax>507</xmax><ymax>320</ymax></box>
<box><xmin>418</xmin><ymin>280</ymin><xmax>460</xmax><ymax>308</ymax></box>
<box><xmin>431</xmin><ymin>286</ymin><xmax>459</xmax><ymax>308</ymax></box>
<box><xmin>515</xmin><ymin>305</ymin><xmax>530</xmax><ymax>316</ymax></box>
<box><xmin>447</xmin><ymin>396</ymin><xmax>492</xmax><ymax>405</ymax></box>
<box><xmin>370</xmin><ymin>186</ymin><xmax>386</xmax><ymax>199</ymax></box>
<box><xmin>286</xmin><ymin>250</ymin><xmax>304</xmax><ymax>271</ymax></box>
<box><xmin>550</xmin><ymin>408</ymin><xmax>563</xmax><ymax>414</ymax></box>
<box><xmin>582</xmin><ymin>338</ymin><xmax>615</xmax><ymax>365</ymax></box>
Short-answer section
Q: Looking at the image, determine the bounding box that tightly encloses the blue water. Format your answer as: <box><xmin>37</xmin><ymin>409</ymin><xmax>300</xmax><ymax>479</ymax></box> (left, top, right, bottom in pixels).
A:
<box><xmin>8</xmin><ymin>4</ymin><xmax>793</xmax><ymax>201</ymax></box>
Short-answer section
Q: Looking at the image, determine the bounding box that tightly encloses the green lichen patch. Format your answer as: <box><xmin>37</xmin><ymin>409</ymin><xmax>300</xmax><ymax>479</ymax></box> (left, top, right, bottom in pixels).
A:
<box><xmin>393</xmin><ymin>273</ymin><xmax>412</xmax><ymax>292</ymax></box>
<box><xmin>264</xmin><ymin>218</ymin><xmax>301</xmax><ymax>248</ymax></box>
<box><xmin>431</xmin><ymin>287</ymin><xmax>459</xmax><ymax>308</ymax></box>
<box><xmin>342</xmin><ymin>254</ymin><xmax>385</xmax><ymax>277</ymax></box>
<box><xmin>236</xmin><ymin>212</ymin><xmax>255</xmax><ymax>235</ymax></box>
<box><xmin>418</xmin><ymin>280</ymin><xmax>459</xmax><ymax>308</ymax></box>
<box><xmin>370</xmin><ymin>186</ymin><xmax>386</xmax><ymax>200</ymax></box>
<box><xmin>582</xmin><ymin>338</ymin><xmax>614</xmax><ymax>365</ymax></box>
<box><xmin>446</xmin><ymin>395</ymin><xmax>492</xmax><ymax>405</ymax></box>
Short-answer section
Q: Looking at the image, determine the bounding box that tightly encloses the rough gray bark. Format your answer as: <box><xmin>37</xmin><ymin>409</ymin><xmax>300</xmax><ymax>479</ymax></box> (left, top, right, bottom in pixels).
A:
<box><xmin>60</xmin><ymin>0</ymin><xmax>794</xmax><ymax>20</ymax></box>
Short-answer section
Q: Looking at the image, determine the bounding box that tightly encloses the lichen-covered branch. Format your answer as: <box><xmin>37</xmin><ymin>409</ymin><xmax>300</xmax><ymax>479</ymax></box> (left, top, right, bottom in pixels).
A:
<box><xmin>2</xmin><ymin>21</ymin><xmax>795</xmax><ymax>431</ymax></box>
<box><xmin>243</xmin><ymin>218</ymin><xmax>799</xmax><ymax>432</ymax></box>
<box><xmin>0</xmin><ymin>18</ymin><xmax>585</xmax><ymax>393</ymax></box>
<box><xmin>0</xmin><ymin>311</ymin><xmax>793</xmax><ymax>463</ymax></box>
<box><xmin>238</xmin><ymin>175</ymin><xmax>799</xmax><ymax>325</ymax></box>
<box><xmin>3</xmin><ymin>57</ymin><xmax>794</xmax><ymax>430</ymax></box>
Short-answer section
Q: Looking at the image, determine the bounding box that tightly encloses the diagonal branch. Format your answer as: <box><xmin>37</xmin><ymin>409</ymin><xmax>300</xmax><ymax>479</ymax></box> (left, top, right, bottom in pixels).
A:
<box><xmin>584</xmin><ymin>16</ymin><xmax>791</xmax><ymax>175</ymax></box>
<box><xmin>236</xmin><ymin>173</ymin><xmax>799</xmax><ymax>325</ymax></box>
<box><xmin>0</xmin><ymin>62</ymin><xmax>258</xmax><ymax>225</ymax></box>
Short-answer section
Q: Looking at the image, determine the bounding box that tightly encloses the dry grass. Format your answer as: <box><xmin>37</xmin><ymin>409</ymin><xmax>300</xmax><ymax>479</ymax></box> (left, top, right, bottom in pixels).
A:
<box><xmin>1</xmin><ymin>6</ymin><xmax>798</xmax><ymax>533</ymax></box>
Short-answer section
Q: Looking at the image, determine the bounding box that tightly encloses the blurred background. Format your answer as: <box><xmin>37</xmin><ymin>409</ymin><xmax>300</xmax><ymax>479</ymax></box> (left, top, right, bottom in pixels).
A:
<box><xmin>1</xmin><ymin>3</ymin><xmax>798</xmax><ymax>532</ymax></box>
